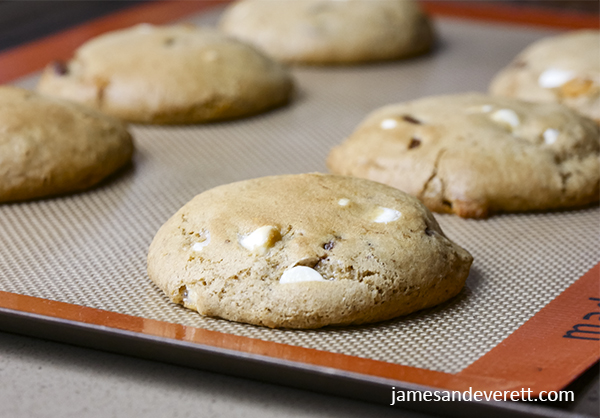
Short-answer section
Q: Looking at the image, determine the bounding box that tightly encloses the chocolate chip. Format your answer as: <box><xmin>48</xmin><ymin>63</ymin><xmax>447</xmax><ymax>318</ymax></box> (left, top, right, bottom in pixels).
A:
<box><xmin>408</xmin><ymin>138</ymin><xmax>421</xmax><ymax>149</ymax></box>
<box><xmin>51</xmin><ymin>60</ymin><xmax>69</xmax><ymax>76</ymax></box>
<box><xmin>323</xmin><ymin>241</ymin><xmax>335</xmax><ymax>250</ymax></box>
<box><xmin>402</xmin><ymin>115</ymin><xmax>421</xmax><ymax>124</ymax></box>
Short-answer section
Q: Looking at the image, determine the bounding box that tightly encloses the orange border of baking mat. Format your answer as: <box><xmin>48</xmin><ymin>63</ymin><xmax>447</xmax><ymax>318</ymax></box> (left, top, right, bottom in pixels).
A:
<box><xmin>422</xmin><ymin>1</ymin><xmax>600</xmax><ymax>30</ymax></box>
<box><xmin>1</xmin><ymin>0</ymin><xmax>599</xmax><ymax>398</ymax></box>
<box><xmin>0</xmin><ymin>264</ymin><xmax>598</xmax><ymax>396</ymax></box>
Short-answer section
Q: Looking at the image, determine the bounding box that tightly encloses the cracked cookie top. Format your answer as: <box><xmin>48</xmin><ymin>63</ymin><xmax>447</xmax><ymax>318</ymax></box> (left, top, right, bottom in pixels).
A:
<box><xmin>36</xmin><ymin>24</ymin><xmax>294</xmax><ymax>124</ymax></box>
<box><xmin>147</xmin><ymin>173</ymin><xmax>472</xmax><ymax>328</ymax></box>
<box><xmin>219</xmin><ymin>0</ymin><xmax>434</xmax><ymax>65</ymax></box>
<box><xmin>327</xmin><ymin>93</ymin><xmax>600</xmax><ymax>218</ymax></box>
<box><xmin>490</xmin><ymin>30</ymin><xmax>600</xmax><ymax>124</ymax></box>
<box><xmin>0</xmin><ymin>86</ymin><xmax>133</xmax><ymax>203</ymax></box>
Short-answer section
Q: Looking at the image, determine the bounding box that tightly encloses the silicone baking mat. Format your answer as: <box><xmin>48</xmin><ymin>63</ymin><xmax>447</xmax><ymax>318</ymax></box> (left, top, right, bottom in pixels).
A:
<box><xmin>1</xmin><ymin>1</ymin><xmax>598</xmax><ymax>412</ymax></box>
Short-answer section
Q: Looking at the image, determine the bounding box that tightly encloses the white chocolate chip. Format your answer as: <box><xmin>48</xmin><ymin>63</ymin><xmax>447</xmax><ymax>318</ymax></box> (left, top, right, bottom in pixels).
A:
<box><xmin>372</xmin><ymin>207</ymin><xmax>401</xmax><ymax>223</ymax></box>
<box><xmin>543</xmin><ymin>128</ymin><xmax>559</xmax><ymax>145</ymax></box>
<box><xmin>192</xmin><ymin>231</ymin><xmax>211</xmax><ymax>251</ymax></box>
<box><xmin>338</xmin><ymin>198</ymin><xmax>350</xmax><ymax>206</ymax></box>
<box><xmin>239</xmin><ymin>225</ymin><xmax>281</xmax><ymax>255</ymax></box>
<box><xmin>538</xmin><ymin>68</ymin><xmax>576</xmax><ymax>88</ymax></box>
<box><xmin>182</xmin><ymin>285</ymin><xmax>198</xmax><ymax>307</ymax></box>
<box><xmin>490</xmin><ymin>109</ymin><xmax>520</xmax><ymax>130</ymax></box>
<box><xmin>280</xmin><ymin>266</ymin><xmax>326</xmax><ymax>284</ymax></box>
<box><xmin>380</xmin><ymin>119</ymin><xmax>398</xmax><ymax>130</ymax></box>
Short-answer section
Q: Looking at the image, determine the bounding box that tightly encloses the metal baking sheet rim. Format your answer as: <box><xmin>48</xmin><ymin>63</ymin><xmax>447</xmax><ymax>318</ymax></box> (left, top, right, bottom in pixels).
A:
<box><xmin>0</xmin><ymin>298</ymin><xmax>586</xmax><ymax>418</ymax></box>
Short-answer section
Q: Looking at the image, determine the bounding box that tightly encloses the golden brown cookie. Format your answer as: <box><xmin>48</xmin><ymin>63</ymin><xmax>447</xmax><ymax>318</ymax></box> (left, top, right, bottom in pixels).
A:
<box><xmin>147</xmin><ymin>173</ymin><xmax>472</xmax><ymax>329</ymax></box>
<box><xmin>37</xmin><ymin>24</ymin><xmax>294</xmax><ymax>124</ymax></box>
<box><xmin>327</xmin><ymin>93</ymin><xmax>600</xmax><ymax>218</ymax></box>
<box><xmin>0</xmin><ymin>86</ymin><xmax>133</xmax><ymax>203</ymax></box>
<box><xmin>219</xmin><ymin>0</ymin><xmax>434</xmax><ymax>65</ymax></box>
<box><xmin>490</xmin><ymin>30</ymin><xmax>600</xmax><ymax>124</ymax></box>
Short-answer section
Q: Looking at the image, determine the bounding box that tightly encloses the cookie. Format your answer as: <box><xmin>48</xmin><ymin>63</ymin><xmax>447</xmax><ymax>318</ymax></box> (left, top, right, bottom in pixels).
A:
<box><xmin>0</xmin><ymin>86</ymin><xmax>133</xmax><ymax>203</ymax></box>
<box><xmin>37</xmin><ymin>24</ymin><xmax>294</xmax><ymax>124</ymax></box>
<box><xmin>490</xmin><ymin>30</ymin><xmax>600</xmax><ymax>124</ymax></box>
<box><xmin>147</xmin><ymin>173</ymin><xmax>472</xmax><ymax>329</ymax></box>
<box><xmin>327</xmin><ymin>93</ymin><xmax>600</xmax><ymax>218</ymax></box>
<box><xmin>219</xmin><ymin>0</ymin><xmax>434</xmax><ymax>65</ymax></box>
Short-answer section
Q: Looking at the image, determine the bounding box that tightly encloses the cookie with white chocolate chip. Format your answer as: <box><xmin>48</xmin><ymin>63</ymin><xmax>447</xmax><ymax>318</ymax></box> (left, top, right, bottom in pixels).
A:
<box><xmin>219</xmin><ymin>0</ymin><xmax>434</xmax><ymax>65</ymax></box>
<box><xmin>490</xmin><ymin>30</ymin><xmax>600</xmax><ymax>124</ymax></box>
<box><xmin>0</xmin><ymin>86</ymin><xmax>133</xmax><ymax>203</ymax></box>
<box><xmin>37</xmin><ymin>24</ymin><xmax>294</xmax><ymax>124</ymax></box>
<box><xmin>327</xmin><ymin>93</ymin><xmax>600</xmax><ymax>218</ymax></box>
<box><xmin>147</xmin><ymin>173</ymin><xmax>472</xmax><ymax>329</ymax></box>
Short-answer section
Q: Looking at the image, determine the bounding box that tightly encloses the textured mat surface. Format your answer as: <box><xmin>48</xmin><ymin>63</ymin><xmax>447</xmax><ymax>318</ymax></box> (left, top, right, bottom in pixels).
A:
<box><xmin>2</xmin><ymin>10</ymin><xmax>598</xmax><ymax>374</ymax></box>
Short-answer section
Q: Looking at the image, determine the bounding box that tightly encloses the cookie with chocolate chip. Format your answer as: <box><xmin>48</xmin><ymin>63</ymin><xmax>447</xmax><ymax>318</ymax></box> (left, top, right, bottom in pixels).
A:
<box><xmin>327</xmin><ymin>93</ymin><xmax>600</xmax><ymax>218</ymax></box>
<box><xmin>490</xmin><ymin>30</ymin><xmax>600</xmax><ymax>124</ymax></box>
<box><xmin>147</xmin><ymin>173</ymin><xmax>472</xmax><ymax>329</ymax></box>
<box><xmin>0</xmin><ymin>86</ymin><xmax>133</xmax><ymax>203</ymax></box>
<box><xmin>219</xmin><ymin>0</ymin><xmax>434</xmax><ymax>65</ymax></box>
<box><xmin>37</xmin><ymin>24</ymin><xmax>294</xmax><ymax>124</ymax></box>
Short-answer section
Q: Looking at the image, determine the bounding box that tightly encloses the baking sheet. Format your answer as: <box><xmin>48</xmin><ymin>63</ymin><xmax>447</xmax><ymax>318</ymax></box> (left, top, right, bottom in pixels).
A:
<box><xmin>1</xmin><ymin>4</ymin><xmax>598</xmax><ymax>408</ymax></box>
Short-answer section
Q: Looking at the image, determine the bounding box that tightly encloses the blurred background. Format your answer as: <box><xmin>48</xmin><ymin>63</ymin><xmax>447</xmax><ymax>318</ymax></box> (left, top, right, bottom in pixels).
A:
<box><xmin>0</xmin><ymin>0</ymin><xmax>598</xmax><ymax>52</ymax></box>
<box><xmin>0</xmin><ymin>1</ymin><xmax>147</xmax><ymax>51</ymax></box>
